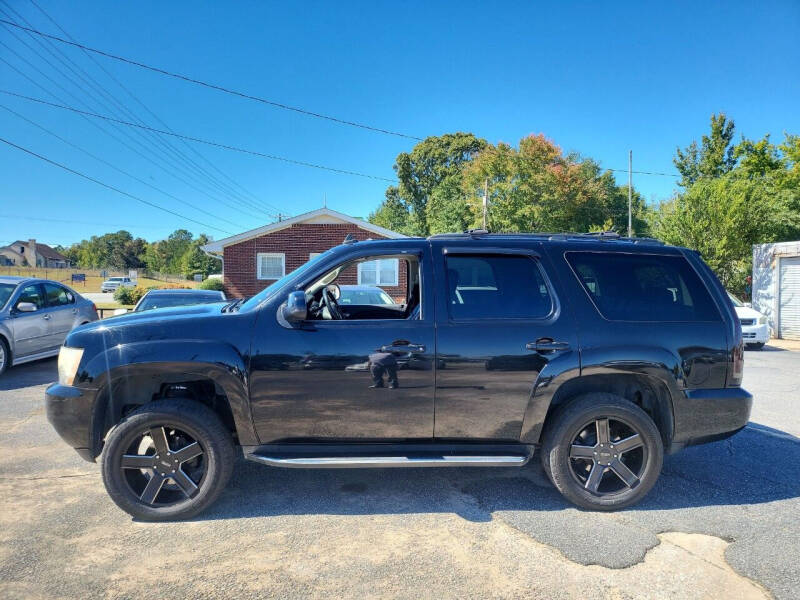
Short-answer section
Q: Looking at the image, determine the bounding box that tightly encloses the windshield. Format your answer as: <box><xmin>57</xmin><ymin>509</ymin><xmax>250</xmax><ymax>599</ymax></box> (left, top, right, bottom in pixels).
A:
<box><xmin>108</xmin><ymin>277</ymin><xmax>123</xmax><ymax>282</ymax></box>
<box><xmin>727</xmin><ymin>292</ymin><xmax>744</xmax><ymax>307</ymax></box>
<box><xmin>136</xmin><ymin>293</ymin><xmax>223</xmax><ymax>312</ymax></box>
<box><xmin>0</xmin><ymin>283</ymin><xmax>16</xmax><ymax>310</ymax></box>
<box><xmin>239</xmin><ymin>249</ymin><xmax>336</xmax><ymax>311</ymax></box>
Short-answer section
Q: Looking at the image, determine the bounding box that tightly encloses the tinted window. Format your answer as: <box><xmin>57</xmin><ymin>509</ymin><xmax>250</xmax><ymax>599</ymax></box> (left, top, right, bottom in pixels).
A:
<box><xmin>446</xmin><ymin>255</ymin><xmax>552</xmax><ymax>319</ymax></box>
<box><xmin>566</xmin><ymin>251</ymin><xmax>720</xmax><ymax>322</ymax></box>
<box><xmin>44</xmin><ymin>283</ymin><xmax>73</xmax><ymax>306</ymax></box>
<box><xmin>136</xmin><ymin>293</ymin><xmax>222</xmax><ymax>311</ymax></box>
<box><xmin>17</xmin><ymin>284</ymin><xmax>45</xmax><ymax>309</ymax></box>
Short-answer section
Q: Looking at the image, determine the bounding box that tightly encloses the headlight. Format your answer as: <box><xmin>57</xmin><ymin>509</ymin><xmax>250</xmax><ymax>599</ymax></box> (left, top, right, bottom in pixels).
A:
<box><xmin>58</xmin><ymin>347</ymin><xmax>84</xmax><ymax>385</ymax></box>
<box><xmin>758</xmin><ymin>316</ymin><xmax>767</xmax><ymax>325</ymax></box>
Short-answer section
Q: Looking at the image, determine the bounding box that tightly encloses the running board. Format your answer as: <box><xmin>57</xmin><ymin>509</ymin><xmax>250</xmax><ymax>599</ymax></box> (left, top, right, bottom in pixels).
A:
<box><xmin>245</xmin><ymin>453</ymin><xmax>530</xmax><ymax>468</ymax></box>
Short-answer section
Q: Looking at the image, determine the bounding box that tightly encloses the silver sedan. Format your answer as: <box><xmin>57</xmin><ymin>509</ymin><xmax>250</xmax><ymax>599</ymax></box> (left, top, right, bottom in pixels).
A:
<box><xmin>0</xmin><ymin>276</ymin><xmax>98</xmax><ymax>375</ymax></box>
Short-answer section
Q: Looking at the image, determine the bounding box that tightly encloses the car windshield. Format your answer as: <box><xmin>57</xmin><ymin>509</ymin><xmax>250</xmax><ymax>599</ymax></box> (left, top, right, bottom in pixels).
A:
<box><xmin>108</xmin><ymin>277</ymin><xmax>123</xmax><ymax>282</ymax></box>
<box><xmin>136</xmin><ymin>293</ymin><xmax>223</xmax><ymax>312</ymax></box>
<box><xmin>0</xmin><ymin>283</ymin><xmax>16</xmax><ymax>310</ymax></box>
<box><xmin>239</xmin><ymin>249</ymin><xmax>335</xmax><ymax>311</ymax></box>
<box><xmin>728</xmin><ymin>292</ymin><xmax>744</xmax><ymax>307</ymax></box>
<box><xmin>339</xmin><ymin>288</ymin><xmax>394</xmax><ymax>305</ymax></box>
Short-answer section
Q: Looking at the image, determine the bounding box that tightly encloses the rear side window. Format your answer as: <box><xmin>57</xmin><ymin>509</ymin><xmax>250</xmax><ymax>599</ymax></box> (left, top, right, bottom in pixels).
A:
<box><xmin>44</xmin><ymin>283</ymin><xmax>73</xmax><ymax>306</ymax></box>
<box><xmin>566</xmin><ymin>251</ymin><xmax>720</xmax><ymax>322</ymax></box>
<box><xmin>445</xmin><ymin>254</ymin><xmax>552</xmax><ymax>319</ymax></box>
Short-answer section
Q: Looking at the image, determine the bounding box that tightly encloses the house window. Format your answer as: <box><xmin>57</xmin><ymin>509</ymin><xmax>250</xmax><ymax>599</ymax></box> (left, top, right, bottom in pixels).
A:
<box><xmin>357</xmin><ymin>258</ymin><xmax>398</xmax><ymax>286</ymax></box>
<box><xmin>257</xmin><ymin>253</ymin><xmax>285</xmax><ymax>280</ymax></box>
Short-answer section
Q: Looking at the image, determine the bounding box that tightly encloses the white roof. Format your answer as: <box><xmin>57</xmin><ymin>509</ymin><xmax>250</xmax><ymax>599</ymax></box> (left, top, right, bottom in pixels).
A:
<box><xmin>201</xmin><ymin>207</ymin><xmax>406</xmax><ymax>255</ymax></box>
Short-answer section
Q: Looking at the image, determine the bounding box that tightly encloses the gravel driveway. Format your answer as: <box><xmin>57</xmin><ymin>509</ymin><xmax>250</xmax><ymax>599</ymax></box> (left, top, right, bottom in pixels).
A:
<box><xmin>0</xmin><ymin>346</ymin><xmax>797</xmax><ymax>599</ymax></box>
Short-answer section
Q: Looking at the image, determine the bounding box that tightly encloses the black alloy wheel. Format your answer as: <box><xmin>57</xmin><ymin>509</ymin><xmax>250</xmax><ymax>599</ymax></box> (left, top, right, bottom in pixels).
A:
<box><xmin>102</xmin><ymin>399</ymin><xmax>234</xmax><ymax>521</ymax></box>
<box><xmin>540</xmin><ymin>393</ymin><xmax>663</xmax><ymax>511</ymax></box>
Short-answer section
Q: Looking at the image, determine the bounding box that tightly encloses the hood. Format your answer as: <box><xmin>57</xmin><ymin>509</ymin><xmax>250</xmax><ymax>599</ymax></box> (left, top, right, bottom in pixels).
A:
<box><xmin>733</xmin><ymin>305</ymin><xmax>764</xmax><ymax>320</ymax></box>
<box><xmin>65</xmin><ymin>301</ymin><xmax>235</xmax><ymax>348</ymax></box>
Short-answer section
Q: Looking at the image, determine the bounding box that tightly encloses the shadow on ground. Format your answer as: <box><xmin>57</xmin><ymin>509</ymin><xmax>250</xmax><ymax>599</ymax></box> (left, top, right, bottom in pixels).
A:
<box><xmin>0</xmin><ymin>358</ymin><xmax>56</xmax><ymax>391</ymax></box>
<box><xmin>200</xmin><ymin>422</ymin><xmax>800</xmax><ymax>523</ymax></box>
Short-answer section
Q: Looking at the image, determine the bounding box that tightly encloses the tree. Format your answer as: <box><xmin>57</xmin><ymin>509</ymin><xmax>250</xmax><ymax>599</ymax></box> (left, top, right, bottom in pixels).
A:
<box><xmin>461</xmin><ymin>134</ymin><xmax>650</xmax><ymax>235</ymax></box>
<box><xmin>369</xmin><ymin>132</ymin><xmax>487</xmax><ymax>235</ymax></box>
<box><xmin>674</xmin><ymin>113</ymin><xmax>736</xmax><ymax>187</ymax></box>
<box><xmin>368</xmin><ymin>187</ymin><xmax>413</xmax><ymax>234</ymax></box>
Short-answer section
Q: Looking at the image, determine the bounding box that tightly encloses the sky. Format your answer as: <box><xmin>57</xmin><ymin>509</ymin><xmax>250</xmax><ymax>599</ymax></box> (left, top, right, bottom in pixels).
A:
<box><xmin>1</xmin><ymin>0</ymin><xmax>798</xmax><ymax>248</ymax></box>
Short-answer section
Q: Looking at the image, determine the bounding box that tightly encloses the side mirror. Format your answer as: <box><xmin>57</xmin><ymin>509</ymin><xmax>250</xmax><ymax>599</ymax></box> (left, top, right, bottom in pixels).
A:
<box><xmin>282</xmin><ymin>291</ymin><xmax>307</xmax><ymax>323</ymax></box>
<box><xmin>16</xmin><ymin>301</ymin><xmax>37</xmax><ymax>313</ymax></box>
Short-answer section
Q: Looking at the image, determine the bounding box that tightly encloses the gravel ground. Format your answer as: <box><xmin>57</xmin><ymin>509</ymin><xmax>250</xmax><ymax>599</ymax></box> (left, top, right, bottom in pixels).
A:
<box><xmin>0</xmin><ymin>345</ymin><xmax>797</xmax><ymax>599</ymax></box>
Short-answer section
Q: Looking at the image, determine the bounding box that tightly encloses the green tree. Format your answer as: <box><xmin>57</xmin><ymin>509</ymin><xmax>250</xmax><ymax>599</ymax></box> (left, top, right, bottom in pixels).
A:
<box><xmin>461</xmin><ymin>134</ymin><xmax>649</xmax><ymax>234</ymax></box>
<box><xmin>674</xmin><ymin>113</ymin><xmax>737</xmax><ymax>187</ymax></box>
<box><xmin>369</xmin><ymin>132</ymin><xmax>487</xmax><ymax>235</ymax></box>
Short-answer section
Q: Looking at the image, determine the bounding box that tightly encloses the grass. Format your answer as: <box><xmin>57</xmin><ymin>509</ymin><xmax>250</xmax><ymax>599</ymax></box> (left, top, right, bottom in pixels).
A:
<box><xmin>0</xmin><ymin>267</ymin><xmax>198</xmax><ymax>293</ymax></box>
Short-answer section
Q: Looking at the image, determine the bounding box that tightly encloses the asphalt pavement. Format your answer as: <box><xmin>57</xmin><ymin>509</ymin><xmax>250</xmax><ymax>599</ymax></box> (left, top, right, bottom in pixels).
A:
<box><xmin>0</xmin><ymin>345</ymin><xmax>797</xmax><ymax>599</ymax></box>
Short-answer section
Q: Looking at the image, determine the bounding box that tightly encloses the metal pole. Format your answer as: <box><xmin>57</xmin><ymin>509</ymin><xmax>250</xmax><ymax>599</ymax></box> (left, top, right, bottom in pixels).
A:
<box><xmin>482</xmin><ymin>179</ymin><xmax>488</xmax><ymax>230</ymax></box>
<box><xmin>628</xmin><ymin>150</ymin><xmax>633</xmax><ymax>237</ymax></box>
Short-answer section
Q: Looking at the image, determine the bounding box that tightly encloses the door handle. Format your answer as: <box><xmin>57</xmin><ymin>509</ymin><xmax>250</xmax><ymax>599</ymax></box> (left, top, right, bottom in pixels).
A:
<box><xmin>380</xmin><ymin>343</ymin><xmax>426</xmax><ymax>353</ymax></box>
<box><xmin>42</xmin><ymin>314</ymin><xmax>51</xmax><ymax>320</ymax></box>
<box><xmin>526</xmin><ymin>338</ymin><xmax>570</xmax><ymax>353</ymax></box>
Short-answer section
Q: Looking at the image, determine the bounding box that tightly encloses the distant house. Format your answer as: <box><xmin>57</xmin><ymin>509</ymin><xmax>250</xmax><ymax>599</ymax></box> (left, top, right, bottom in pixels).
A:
<box><xmin>201</xmin><ymin>208</ymin><xmax>406</xmax><ymax>298</ymax></box>
<box><xmin>0</xmin><ymin>239</ymin><xmax>70</xmax><ymax>268</ymax></box>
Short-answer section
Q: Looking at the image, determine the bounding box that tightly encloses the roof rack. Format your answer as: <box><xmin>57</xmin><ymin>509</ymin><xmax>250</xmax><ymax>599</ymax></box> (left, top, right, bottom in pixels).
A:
<box><xmin>428</xmin><ymin>231</ymin><xmax>665</xmax><ymax>245</ymax></box>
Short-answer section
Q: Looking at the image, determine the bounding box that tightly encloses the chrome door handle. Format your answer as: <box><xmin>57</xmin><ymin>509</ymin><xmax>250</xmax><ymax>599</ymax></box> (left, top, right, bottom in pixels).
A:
<box><xmin>42</xmin><ymin>314</ymin><xmax>51</xmax><ymax>320</ymax></box>
<box><xmin>526</xmin><ymin>338</ymin><xmax>570</xmax><ymax>353</ymax></box>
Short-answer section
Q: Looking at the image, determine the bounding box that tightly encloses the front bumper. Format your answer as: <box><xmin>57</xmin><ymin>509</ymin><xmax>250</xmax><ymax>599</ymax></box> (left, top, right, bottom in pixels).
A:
<box><xmin>670</xmin><ymin>387</ymin><xmax>753</xmax><ymax>452</ymax></box>
<box><xmin>742</xmin><ymin>323</ymin><xmax>769</xmax><ymax>344</ymax></box>
<box><xmin>45</xmin><ymin>383</ymin><xmax>100</xmax><ymax>462</ymax></box>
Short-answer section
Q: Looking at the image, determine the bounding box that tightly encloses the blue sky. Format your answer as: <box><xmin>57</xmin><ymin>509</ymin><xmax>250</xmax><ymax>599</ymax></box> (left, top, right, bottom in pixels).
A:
<box><xmin>1</xmin><ymin>0</ymin><xmax>798</xmax><ymax>247</ymax></box>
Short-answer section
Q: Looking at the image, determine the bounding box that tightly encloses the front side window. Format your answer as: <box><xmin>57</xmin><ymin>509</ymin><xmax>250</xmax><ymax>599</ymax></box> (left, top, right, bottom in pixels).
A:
<box><xmin>257</xmin><ymin>253</ymin><xmax>286</xmax><ymax>280</ymax></box>
<box><xmin>566</xmin><ymin>251</ymin><xmax>720</xmax><ymax>322</ymax></box>
<box><xmin>357</xmin><ymin>258</ymin><xmax>398</xmax><ymax>286</ymax></box>
<box><xmin>445</xmin><ymin>254</ymin><xmax>553</xmax><ymax>320</ymax></box>
<box><xmin>17</xmin><ymin>284</ymin><xmax>45</xmax><ymax>309</ymax></box>
<box><xmin>44</xmin><ymin>283</ymin><xmax>72</xmax><ymax>306</ymax></box>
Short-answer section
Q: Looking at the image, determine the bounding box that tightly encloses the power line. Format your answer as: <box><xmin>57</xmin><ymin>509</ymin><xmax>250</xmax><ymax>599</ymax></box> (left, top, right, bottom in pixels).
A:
<box><xmin>0</xmin><ymin>214</ymin><xmax>185</xmax><ymax>233</ymax></box>
<box><xmin>26</xmin><ymin>0</ymin><xmax>269</xmax><ymax>209</ymax></box>
<box><xmin>0</xmin><ymin>90</ymin><xmax>400</xmax><ymax>182</ymax></box>
<box><xmin>0</xmin><ymin>52</ymin><xmax>272</xmax><ymax>220</ymax></box>
<box><xmin>0</xmin><ymin>103</ymin><xmax>251</xmax><ymax>230</ymax></box>
<box><xmin>607</xmin><ymin>167</ymin><xmax>677</xmax><ymax>178</ymax></box>
<box><xmin>0</xmin><ymin>136</ymin><xmax>236</xmax><ymax>235</ymax></box>
<box><xmin>0</xmin><ymin>17</ymin><xmax>423</xmax><ymax>141</ymax></box>
<box><xmin>0</xmin><ymin>4</ymin><xmax>280</xmax><ymax>217</ymax></box>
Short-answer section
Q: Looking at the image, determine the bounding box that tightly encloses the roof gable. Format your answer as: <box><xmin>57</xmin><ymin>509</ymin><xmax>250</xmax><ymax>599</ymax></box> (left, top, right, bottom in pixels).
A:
<box><xmin>201</xmin><ymin>208</ymin><xmax>406</xmax><ymax>254</ymax></box>
<box><xmin>7</xmin><ymin>241</ymin><xmax>67</xmax><ymax>261</ymax></box>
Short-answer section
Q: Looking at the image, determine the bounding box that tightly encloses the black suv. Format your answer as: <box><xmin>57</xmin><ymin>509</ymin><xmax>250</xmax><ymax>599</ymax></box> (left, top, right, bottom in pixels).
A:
<box><xmin>46</xmin><ymin>233</ymin><xmax>751</xmax><ymax>520</ymax></box>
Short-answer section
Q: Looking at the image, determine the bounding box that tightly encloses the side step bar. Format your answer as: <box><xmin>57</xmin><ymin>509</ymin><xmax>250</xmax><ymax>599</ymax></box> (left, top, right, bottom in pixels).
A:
<box><xmin>245</xmin><ymin>454</ymin><xmax>531</xmax><ymax>468</ymax></box>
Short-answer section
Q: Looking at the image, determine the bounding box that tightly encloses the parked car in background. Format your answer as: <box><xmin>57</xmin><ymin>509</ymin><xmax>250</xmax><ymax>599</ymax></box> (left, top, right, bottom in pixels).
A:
<box><xmin>338</xmin><ymin>285</ymin><xmax>395</xmax><ymax>306</ymax></box>
<box><xmin>132</xmin><ymin>289</ymin><xmax>226</xmax><ymax>312</ymax></box>
<box><xmin>728</xmin><ymin>292</ymin><xmax>769</xmax><ymax>349</ymax></box>
<box><xmin>100</xmin><ymin>277</ymin><xmax>135</xmax><ymax>293</ymax></box>
<box><xmin>0</xmin><ymin>276</ymin><xmax>97</xmax><ymax>375</ymax></box>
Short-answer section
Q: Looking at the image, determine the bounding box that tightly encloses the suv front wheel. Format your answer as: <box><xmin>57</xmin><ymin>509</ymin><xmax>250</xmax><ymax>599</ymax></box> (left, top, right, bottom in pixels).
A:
<box><xmin>540</xmin><ymin>393</ymin><xmax>663</xmax><ymax>511</ymax></box>
<box><xmin>101</xmin><ymin>399</ymin><xmax>235</xmax><ymax>521</ymax></box>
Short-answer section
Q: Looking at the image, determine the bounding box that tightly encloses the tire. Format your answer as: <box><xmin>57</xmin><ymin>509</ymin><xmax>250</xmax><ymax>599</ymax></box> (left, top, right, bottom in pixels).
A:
<box><xmin>540</xmin><ymin>393</ymin><xmax>663</xmax><ymax>511</ymax></box>
<box><xmin>747</xmin><ymin>342</ymin><xmax>765</xmax><ymax>350</ymax></box>
<box><xmin>101</xmin><ymin>399</ymin><xmax>235</xmax><ymax>521</ymax></box>
<box><xmin>0</xmin><ymin>337</ymin><xmax>9</xmax><ymax>376</ymax></box>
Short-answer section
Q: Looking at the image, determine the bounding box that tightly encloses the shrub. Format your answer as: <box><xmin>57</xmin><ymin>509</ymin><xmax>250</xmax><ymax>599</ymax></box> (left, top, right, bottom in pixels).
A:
<box><xmin>198</xmin><ymin>278</ymin><xmax>225</xmax><ymax>291</ymax></box>
<box><xmin>113</xmin><ymin>286</ymin><xmax>148</xmax><ymax>305</ymax></box>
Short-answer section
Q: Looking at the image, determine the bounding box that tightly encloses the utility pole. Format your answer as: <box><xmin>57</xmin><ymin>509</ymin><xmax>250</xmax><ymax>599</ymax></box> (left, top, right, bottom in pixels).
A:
<box><xmin>482</xmin><ymin>179</ymin><xmax>488</xmax><ymax>230</ymax></box>
<box><xmin>627</xmin><ymin>150</ymin><xmax>633</xmax><ymax>238</ymax></box>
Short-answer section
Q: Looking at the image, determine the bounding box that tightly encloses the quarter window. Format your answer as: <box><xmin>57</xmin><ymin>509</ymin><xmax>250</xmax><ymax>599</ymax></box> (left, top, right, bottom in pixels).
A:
<box><xmin>257</xmin><ymin>253</ymin><xmax>285</xmax><ymax>280</ymax></box>
<box><xmin>357</xmin><ymin>258</ymin><xmax>398</xmax><ymax>286</ymax></box>
<box><xmin>566</xmin><ymin>251</ymin><xmax>720</xmax><ymax>322</ymax></box>
<box><xmin>445</xmin><ymin>255</ymin><xmax>553</xmax><ymax>320</ymax></box>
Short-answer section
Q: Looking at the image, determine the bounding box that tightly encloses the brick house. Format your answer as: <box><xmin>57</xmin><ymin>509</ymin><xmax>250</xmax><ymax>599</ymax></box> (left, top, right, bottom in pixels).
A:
<box><xmin>201</xmin><ymin>208</ymin><xmax>407</xmax><ymax>298</ymax></box>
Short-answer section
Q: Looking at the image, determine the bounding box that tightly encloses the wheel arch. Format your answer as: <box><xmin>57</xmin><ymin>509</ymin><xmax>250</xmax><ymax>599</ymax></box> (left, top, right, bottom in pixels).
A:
<box><xmin>84</xmin><ymin>341</ymin><xmax>257</xmax><ymax>459</ymax></box>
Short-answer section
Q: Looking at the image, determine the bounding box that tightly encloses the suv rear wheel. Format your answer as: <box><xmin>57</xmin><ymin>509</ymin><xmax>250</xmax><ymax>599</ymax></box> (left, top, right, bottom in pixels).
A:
<box><xmin>101</xmin><ymin>399</ymin><xmax>235</xmax><ymax>521</ymax></box>
<box><xmin>540</xmin><ymin>393</ymin><xmax>663</xmax><ymax>510</ymax></box>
